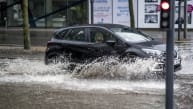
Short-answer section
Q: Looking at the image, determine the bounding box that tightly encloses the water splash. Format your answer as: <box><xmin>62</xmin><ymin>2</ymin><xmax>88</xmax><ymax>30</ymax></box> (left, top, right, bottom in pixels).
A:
<box><xmin>72</xmin><ymin>57</ymin><xmax>160</xmax><ymax>80</ymax></box>
<box><xmin>0</xmin><ymin>58</ymin><xmax>168</xmax><ymax>95</ymax></box>
<box><xmin>176</xmin><ymin>43</ymin><xmax>193</xmax><ymax>76</ymax></box>
<box><xmin>0</xmin><ymin>58</ymin><xmax>68</xmax><ymax>75</ymax></box>
<box><xmin>0</xmin><ymin>57</ymin><xmax>162</xmax><ymax>80</ymax></box>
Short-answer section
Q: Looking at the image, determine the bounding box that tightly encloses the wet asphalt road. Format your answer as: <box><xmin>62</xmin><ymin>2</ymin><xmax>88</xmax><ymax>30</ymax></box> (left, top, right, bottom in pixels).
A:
<box><xmin>0</xmin><ymin>83</ymin><xmax>165</xmax><ymax>109</ymax></box>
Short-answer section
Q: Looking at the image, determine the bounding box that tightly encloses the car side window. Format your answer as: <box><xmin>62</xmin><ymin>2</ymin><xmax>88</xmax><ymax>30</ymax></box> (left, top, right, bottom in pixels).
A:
<box><xmin>89</xmin><ymin>28</ymin><xmax>116</xmax><ymax>43</ymax></box>
<box><xmin>64</xmin><ymin>28</ymin><xmax>86</xmax><ymax>41</ymax></box>
<box><xmin>55</xmin><ymin>29</ymin><xmax>69</xmax><ymax>39</ymax></box>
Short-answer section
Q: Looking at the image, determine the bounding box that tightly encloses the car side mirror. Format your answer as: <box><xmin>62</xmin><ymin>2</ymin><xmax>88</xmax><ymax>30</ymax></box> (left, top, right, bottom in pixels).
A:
<box><xmin>106</xmin><ymin>40</ymin><xmax>116</xmax><ymax>46</ymax></box>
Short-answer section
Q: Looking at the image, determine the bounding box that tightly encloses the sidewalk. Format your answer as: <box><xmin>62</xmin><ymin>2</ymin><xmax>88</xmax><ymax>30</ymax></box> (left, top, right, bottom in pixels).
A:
<box><xmin>0</xmin><ymin>45</ymin><xmax>46</xmax><ymax>60</ymax></box>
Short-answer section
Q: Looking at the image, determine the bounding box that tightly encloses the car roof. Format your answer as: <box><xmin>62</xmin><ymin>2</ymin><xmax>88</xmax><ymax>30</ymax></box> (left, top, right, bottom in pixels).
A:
<box><xmin>80</xmin><ymin>24</ymin><xmax>129</xmax><ymax>29</ymax></box>
<box><xmin>55</xmin><ymin>24</ymin><xmax>144</xmax><ymax>36</ymax></box>
<box><xmin>57</xmin><ymin>24</ymin><xmax>129</xmax><ymax>31</ymax></box>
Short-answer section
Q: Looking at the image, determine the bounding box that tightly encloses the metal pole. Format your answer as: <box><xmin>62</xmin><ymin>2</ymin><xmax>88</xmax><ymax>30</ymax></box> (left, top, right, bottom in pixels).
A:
<box><xmin>184</xmin><ymin>0</ymin><xmax>187</xmax><ymax>39</ymax></box>
<box><xmin>178</xmin><ymin>0</ymin><xmax>181</xmax><ymax>41</ymax></box>
<box><xmin>90</xmin><ymin>0</ymin><xmax>94</xmax><ymax>24</ymax></box>
<box><xmin>166</xmin><ymin>0</ymin><xmax>175</xmax><ymax>108</ymax></box>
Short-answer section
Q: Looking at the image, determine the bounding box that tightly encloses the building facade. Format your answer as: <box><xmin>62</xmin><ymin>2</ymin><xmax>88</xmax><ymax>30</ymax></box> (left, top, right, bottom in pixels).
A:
<box><xmin>1</xmin><ymin>0</ymin><xmax>193</xmax><ymax>28</ymax></box>
<box><xmin>91</xmin><ymin>0</ymin><xmax>193</xmax><ymax>29</ymax></box>
<box><xmin>0</xmin><ymin>0</ymin><xmax>193</xmax><ymax>46</ymax></box>
<box><xmin>0</xmin><ymin>0</ymin><xmax>88</xmax><ymax>28</ymax></box>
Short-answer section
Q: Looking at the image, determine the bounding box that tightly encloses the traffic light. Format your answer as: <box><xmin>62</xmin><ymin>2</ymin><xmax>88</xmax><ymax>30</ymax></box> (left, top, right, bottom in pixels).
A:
<box><xmin>160</xmin><ymin>0</ymin><xmax>170</xmax><ymax>29</ymax></box>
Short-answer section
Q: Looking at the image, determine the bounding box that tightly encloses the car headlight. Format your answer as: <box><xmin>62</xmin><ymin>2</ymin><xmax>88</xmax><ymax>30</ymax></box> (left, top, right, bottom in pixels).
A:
<box><xmin>142</xmin><ymin>48</ymin><xmax>163</xmax><ymax>56</ymax></box>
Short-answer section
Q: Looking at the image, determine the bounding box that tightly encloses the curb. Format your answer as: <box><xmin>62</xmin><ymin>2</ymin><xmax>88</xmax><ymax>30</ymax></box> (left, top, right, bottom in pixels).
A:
<box><xmin>0</xmin><ymin>46</ymin><xmax>46</xmax><ymax>59</ymax></box>
<box><xmin>175</xmin><ymin>41</ymin><xmax>193</xmax><ymax>43</ymax></box>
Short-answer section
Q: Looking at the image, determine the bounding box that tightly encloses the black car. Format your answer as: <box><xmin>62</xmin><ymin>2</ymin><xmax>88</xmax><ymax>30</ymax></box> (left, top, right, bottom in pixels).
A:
<box><xmin>45</xmin><ymin>24</ymin><xmax>181</xmax><ymax>72</ymax></box>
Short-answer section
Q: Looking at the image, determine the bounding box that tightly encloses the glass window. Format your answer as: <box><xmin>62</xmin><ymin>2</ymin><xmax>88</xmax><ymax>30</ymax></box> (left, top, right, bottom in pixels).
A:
<box><xmin>6</xmin><ymin>0</ymin><xmax>88</xmax><ymax>28</ymax></box>
<box><xmin>46</xmin><ymin>0</ymin><xmax>67</xmax><ymax>27</ymax></box>
<box><xmin>55</xmin><ymin>29</ymin><xmax>69</xmax><ymax>39</ymax></box>
<box><xmin>0</xmin><ymin>2</ymin><xmax>7</xmax><ymax>27</ymax></box>
<box><xmin>7</xmin><ymin>0</ymin><xmax>45</xmax><ymax>27</ymax></box>
<box><xmin>66</xmin><ymin>0</ymin><xmax>88</xmax><ymax>26</ymax></box>
<box><xmin>7</xmin><ymin>0</ymin><xmax>22</xmax><ymax>26</ymax></box>
<box><xmin>64</xmin><ymin>28</ymin><xmax>86</xmax><ymax>41</ymax></box>
<box><xmin>89</xmin><ymin>28</ymin><xmax>115</xmax><ymax>43</ymax></box>
<box><xmin>115</xmin><ymin>32</ymin><xmax>151</xmax><ymax>43</ymax></box>
<box><xmin>29</xmin><ymin>0</ymin><xmax>45</xmax><ymax>27</ymax></box>
<box><xmin>46</xmin><ymin>0</ymin><xmax>88</xmax><ymax>27</ymax></box>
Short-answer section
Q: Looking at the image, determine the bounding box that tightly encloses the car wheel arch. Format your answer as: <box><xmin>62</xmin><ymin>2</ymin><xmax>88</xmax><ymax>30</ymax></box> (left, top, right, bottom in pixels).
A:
<box><xmin>123</xmin><ymin>48</ymin><xmax>146</xmax><ymax>58</ymax></box>
<box><xmin>45</xmin><ymin>45</ymin><xmax>65</xmax><ymax>64</ymax></box>
<box><xmin>45</xmin><ymin>51</ymin><xmax>61</xmax><ymax>64</ymax></box>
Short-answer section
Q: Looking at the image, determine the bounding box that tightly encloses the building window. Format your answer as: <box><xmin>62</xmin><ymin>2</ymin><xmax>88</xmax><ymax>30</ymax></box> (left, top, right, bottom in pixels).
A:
<box><xmin>6</xmin><ymin>0</ymin><xmax>88</xmax><ymax>28</ymax></box>
<box><xmin>29</xmin><ymin>0</ymin><xmax>45</xmax><ymax>27</ymax></box>
<box><xmin>45</xmin><ymin>0</ymin><xmax>88</xmax><ymax>27</ymax></box>
<box><xmin>7</xmin><ymin>0</ymin><xmax>22</xmax><ymax>27</ymax></box>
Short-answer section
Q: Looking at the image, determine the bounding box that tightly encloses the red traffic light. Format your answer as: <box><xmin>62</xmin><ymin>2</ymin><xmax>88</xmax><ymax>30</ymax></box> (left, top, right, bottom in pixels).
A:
<box><xmin>161</xmin><ymin>1</ymin><xmax>169</xmax><ymax>10</ymax></box>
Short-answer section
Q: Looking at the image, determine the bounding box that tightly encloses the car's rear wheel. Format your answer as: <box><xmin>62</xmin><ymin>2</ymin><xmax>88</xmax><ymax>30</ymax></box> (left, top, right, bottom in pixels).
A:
<box><xmin>45</xmin><ymin>52</ymin><xmax>64</xmax><ymax>64</ymax></box>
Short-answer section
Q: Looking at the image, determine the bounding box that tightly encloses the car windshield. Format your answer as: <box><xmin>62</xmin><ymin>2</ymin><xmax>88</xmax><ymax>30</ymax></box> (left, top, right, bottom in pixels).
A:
<box><xmin>115</xmin><ymin>32</ymin><xmax>151</xmax><ymax>43</ymax></box>
<box><xmin>110</xmin><ymin>27</ymin><xmax>153</xmax><ymax>43</ymax></box>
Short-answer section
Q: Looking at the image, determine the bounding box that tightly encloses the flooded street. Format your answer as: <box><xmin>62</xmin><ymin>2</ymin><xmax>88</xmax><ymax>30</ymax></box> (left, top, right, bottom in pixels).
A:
<box><xmin>0</xmin><ymin>43</ymin><xmax>193</xmax><ymax>109</ymax></box>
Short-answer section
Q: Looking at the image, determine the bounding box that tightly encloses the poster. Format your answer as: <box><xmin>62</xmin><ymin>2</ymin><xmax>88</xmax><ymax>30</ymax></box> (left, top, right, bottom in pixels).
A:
<box><xmin>93</xmin><ymin>0</ymin><xmax>112</xmax><ymax>24</ymax></box>
<box><xmin>89</xmin><ymin>0</ymin><xmax>137</xmax><ymax>27</ymax></box>
<box><xmin>138</xmin><ymin>0</ymin><xmax>193</xmax><ymax>28</ymax></box>
<box><xmin>174</xmin><ymin>0</ymin><xmax>193</xmax><ymax>28</ymax></box>
<box><xmin>90</xmin><ymin>0</ymin><xmax>193</xmax><ymax>28</ymax></box>
<box><xmin>138</xmin><ymin>0</ymin><xmax>160</xmax><ymax>28</ymax></box>
<box><xmin>113</xmin><ymin>0</ymin><xmax>130</xmax><ymax>26</ymax></box>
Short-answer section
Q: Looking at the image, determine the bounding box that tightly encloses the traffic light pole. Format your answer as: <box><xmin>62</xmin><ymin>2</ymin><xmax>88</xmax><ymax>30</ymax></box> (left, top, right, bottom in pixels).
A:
<box><xmin>166</xmin><ymin>0</ymin><xmax>175</xmax><ymax>109</ymax></box>
<box><xmin>184</xmin><ymin>0</ymin><xmax>187</xmax><ymax>39</ymax></box>
<box><xmin>178</xmin><ymin>0</ymin><xmax>181</xmax><ymax>40</ymax></box>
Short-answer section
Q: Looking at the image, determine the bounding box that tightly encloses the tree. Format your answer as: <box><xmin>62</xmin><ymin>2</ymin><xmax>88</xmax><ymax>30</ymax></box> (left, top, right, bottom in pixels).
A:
<box><xmin>128</xmin><ymin>0</ymin><xmax>135</xmax><ymax>28</ymax></box>
<box><xmin>22</xmin><ymin>0</ymin><xmax>31</xmax><ymax>49</ymax></box>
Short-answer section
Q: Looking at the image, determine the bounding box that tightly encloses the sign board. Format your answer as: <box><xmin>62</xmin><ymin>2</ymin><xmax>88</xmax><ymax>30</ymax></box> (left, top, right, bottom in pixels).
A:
<box><xmin>91</xmin><ymin>0</ymin><xmax>131</xmax><ymax>26</ymax></box>
<box><xmin>113</xmin><ymin>0</ymin><xmax>130</xmax><ymax>26</ymax></box>
<box><xmin>187</xmin><ymin>4</ymin><xmax>193</xmax><ymax>13</ymax></box>
<box><xmin>89</xmin><ymin>0</ymin><xmax>193</xmax><ymax>28</ymax></box>
<box><xmin>93</xmin><ymin>0</ymin><xmax>112</xmax><ymax>24</ymax></box>
<box><xmin>174</xmin><ymin>0</ymin><xmax>193</xmax><ymax>28</ymax></box>
<box><xmin>138</xmin><ymin>0</ymin><xmax>161</xmax><ymax>28</ymax></box>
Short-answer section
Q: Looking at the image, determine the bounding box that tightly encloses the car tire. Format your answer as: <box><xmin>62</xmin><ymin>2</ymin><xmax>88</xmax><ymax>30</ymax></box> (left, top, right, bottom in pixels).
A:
<box><xmin>45</xmin><ymin>52</ymin><xmax>63</xmax><ymax>64</ymax></box>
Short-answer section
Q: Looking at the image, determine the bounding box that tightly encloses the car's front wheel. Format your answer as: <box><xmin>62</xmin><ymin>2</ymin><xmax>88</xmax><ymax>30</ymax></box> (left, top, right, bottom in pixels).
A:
<box><xmin>121</xmin><ymin>52</ymin><xmax>138</xmax><ymax>63</ymax></box>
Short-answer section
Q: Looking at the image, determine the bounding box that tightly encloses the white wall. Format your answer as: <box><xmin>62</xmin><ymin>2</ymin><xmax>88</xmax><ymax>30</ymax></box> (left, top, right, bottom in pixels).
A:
<box><xmin>89</xmin><ymin>0</ymin><xmax>193</xmax><ymax>28</ymax></box>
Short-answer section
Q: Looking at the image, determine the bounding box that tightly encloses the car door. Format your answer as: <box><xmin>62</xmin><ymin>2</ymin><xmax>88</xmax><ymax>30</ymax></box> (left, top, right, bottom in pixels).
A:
<box><xmin>60</xmin><ymin>27</ymin><xmax>91</xmax><ymax>61</ymax></box>
<box><xmin>86</xmin><ymin>27</ymin><xmax>117</xmax><ymax>58</ymax></box>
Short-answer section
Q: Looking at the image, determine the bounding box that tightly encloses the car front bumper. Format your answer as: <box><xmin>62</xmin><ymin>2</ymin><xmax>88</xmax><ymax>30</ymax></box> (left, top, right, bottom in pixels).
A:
<box><xmin>150</xmin><ymin>58</ymin><xmax>182</xmax><ymax>73</ymax></box>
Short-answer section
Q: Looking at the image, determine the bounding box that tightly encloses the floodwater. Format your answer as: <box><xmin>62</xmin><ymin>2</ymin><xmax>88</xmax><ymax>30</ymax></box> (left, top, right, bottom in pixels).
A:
<box><xmin>0</xmin><ymin>43</ymin><xmax>193</xmax><ymax>109</ymax></box>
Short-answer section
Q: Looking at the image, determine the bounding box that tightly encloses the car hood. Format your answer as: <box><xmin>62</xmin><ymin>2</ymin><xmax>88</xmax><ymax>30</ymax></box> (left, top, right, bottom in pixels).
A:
<box><xmin>135</xmin><ymin>40</ymin><xmax>166</xmax><ymax>51</ymax></box>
